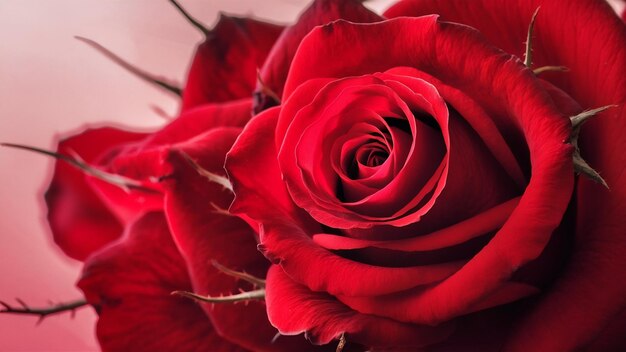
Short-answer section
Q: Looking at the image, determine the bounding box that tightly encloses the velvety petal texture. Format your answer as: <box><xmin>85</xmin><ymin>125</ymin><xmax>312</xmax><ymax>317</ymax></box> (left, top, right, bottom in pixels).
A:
<box><xmin>182</xmin><ymin>15</ymin><xmax>283</xmax><ymax>111</ymax></box>
<box><xmin>228</xmin><ymin>13</ymin><xmax>580</xmax><ymax>350</ymax></box>
<box><xmin>46</xmin><ymin>99</ymin><xmax>312</xmax><ymax>350</ymax></box>
<box><xmin>162</xmin><ymin>127</ymin><xmax>317</xmax><ymax>351</ymax></box>
<box><xmin>386</xmin><ymin>1</ymin><xmax>626</xmax><ymax>350</ymax></box>
<box><xmin>45</xmin><ymin>127</ymin><xmax>145</xmax><ymax>261</ymax></box>
<box><xmin>255</xmin><ymin>0</ymin><xmax>381</xmax><ymax>112</ymax></box>
<box><xmin>78</xmin><ymin>212</ymin><xmax>243</xmax><ymax>352</ymax></box>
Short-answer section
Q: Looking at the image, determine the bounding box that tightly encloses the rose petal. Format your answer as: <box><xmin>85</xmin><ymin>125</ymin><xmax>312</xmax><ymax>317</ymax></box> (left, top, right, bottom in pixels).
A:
<box><xmin>226</xmin><ymin>106</ymin><xmax>322</xmax><ymax>234</ymax></box>
<box><xmin>162</xmin><ymin>127</ymin><xmax>315</xmax><ymax>351</ymax></box>
<box><xmin>78</xmin><ymin>212</ymin><xmax>241</xmax><ymax>352</ymax></box>
<box><xmin>45</xmin><ymin>127</ymin><xmax>145</xmax><ymax>261</ymax></box>
<box><xmin>336</xmin><ymin>281</ymin><xmax>538</xmax><ymax>325</ymax></box>
<box><xmin>86</xmin><ymin>100</ymin><xmax>253</xmax><ymax>225</ymax></box>
<box><xmin>265</xmin><ymin>265</ymin><xmax>454</xmax><ymax>348</ymax></box>
<box><xmin>313</xmin><ymin>197</ymin><xmax>519</xmax><ymax>252</ymax></box>
<box><xmin>182</xmin><ymin>15</ymin><xmax>283</xmax><ymax>110</ymax></box>
<box><xmin>261</xmin><ymin>221</ymin><xmax>465</xmax><ymax>297</ymax></box>
<box><xmin>258</xmin><ymin>0</ymin><xmax>381</xmax><ymax>105</ymax></box>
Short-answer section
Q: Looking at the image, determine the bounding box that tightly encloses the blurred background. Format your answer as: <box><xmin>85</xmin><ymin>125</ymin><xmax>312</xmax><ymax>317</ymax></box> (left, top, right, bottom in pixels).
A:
<box><xmin>0</xmin><ymin>0</ymin><xmax>392</xmax><ymax>350</ymax></box>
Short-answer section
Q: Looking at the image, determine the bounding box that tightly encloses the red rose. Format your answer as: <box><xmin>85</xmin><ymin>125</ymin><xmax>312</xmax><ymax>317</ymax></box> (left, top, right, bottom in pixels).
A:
<box><xmin>227</xmin><ymin>0</ymin><xmax>626</xmax><ymax>350</ymax></box>
<box><xmin>6</xmin><ymin>1</ymin><xmax>388</xmax><ymax>351</ymax></box>
<box><xmin>34</xmin><ymin>11</ymin><xmax>315</xmax><ymax>352</ymax></box>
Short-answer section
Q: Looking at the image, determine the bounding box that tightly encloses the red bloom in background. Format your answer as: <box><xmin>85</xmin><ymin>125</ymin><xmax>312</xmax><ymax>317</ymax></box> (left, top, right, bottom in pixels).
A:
<box><xmin>227</xmin><ymin>0</ymin><xmax>626</xmax><ymax>350</ymax></box>
<box><xmin>42</xmin><ymin>10</ymin><xmax>313</xmax><ymax>352</ymax></box>
<box><xmin>34</xmin><ymin>1</ymin><xmax>383</xmax><ymax>351</ymax></box>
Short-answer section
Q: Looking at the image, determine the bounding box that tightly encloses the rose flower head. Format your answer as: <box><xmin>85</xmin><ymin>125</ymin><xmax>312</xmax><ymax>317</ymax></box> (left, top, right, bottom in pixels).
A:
<box><xmin>226</xmin><ymin>0</ymin><xmax>626</xmax><ymax>350</ymax></box>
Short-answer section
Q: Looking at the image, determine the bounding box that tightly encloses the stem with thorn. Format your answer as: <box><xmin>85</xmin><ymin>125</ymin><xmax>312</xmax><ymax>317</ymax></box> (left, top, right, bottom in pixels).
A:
<box><xmin>533</xmin><ymin>65</ymin><xmax>569</xmax><ymax>75</ymax></box>
<box><xmin>75</xmin><ymin>36</ymin><xmax>182</xmax><ymax>96</ymax></box>
<box><xmin>0</xmin><ymin>299</ymin><xmax>88</xmax><ymax>324</ymax></box>
<box><xmin>0</xmin><ymin>143</ymin><xmax>159</xmax><ymax>193</ymax></box>
<box><xmin>569</xmin><ymin>105</ymin><xmax>617</xmax><ymax>188</ymax></box>
<box><xmin>211</xmin><ymin>261</ymin><xmax>266</xmax><ymax>288</ymax></box>
<box><xmin>168</xmin><ymin>0</ymin><xmax>210</xmax><ymax>36</ymax></box>
<box><xmin>178</xmin><ymin>151</ymin><xmax>233</xmax><ymax>192</ymax></box>
<box><xmin>172</xmin><ymin>289</ymin><xmax>265</xmax><ymax>304</ymax></box>
<box><xmin>336</xmin><ymin>333</ymin><xmax>347</xmax><ymax>352</ymax></box>
<box><xmin>524</xmin><ymin>7</ymin><xmax>541</xmax><ymax>68</ymax></box>
<box><xmin>257</xmin><ymin>69</ymin><xmax>282</xmax><ymax>104</ymax></box>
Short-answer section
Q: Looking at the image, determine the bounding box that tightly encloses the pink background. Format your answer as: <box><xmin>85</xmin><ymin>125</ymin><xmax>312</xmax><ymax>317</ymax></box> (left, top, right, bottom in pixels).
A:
<box><xmin>0</xmin><ymin>0</ymin><xmax>392</xmax><ymax>350</ymax></box>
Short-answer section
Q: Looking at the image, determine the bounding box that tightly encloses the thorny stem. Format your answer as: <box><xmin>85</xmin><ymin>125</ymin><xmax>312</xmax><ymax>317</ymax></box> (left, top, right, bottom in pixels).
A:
<box><xmin>210</xmin><ymin>202</ymin><xmax>234</xmax><ymax>216</ymax></box>
<box><xmin>0</xmin><ymin>299</ymin><xmax>88</xmax><ymax>325</ymax></box>
<box><xmin>168</xmin><ymin>0</ymin><xmax>211</xmax><ymax>36</ymax></box>
<box><xmin>150</xmin><ymin>104</ymin><xmax>174</xmax><ymax>120</ymax></box>
<box><xmin>211</xmin><ymin>261</ymin><xmax>266</xmax><ymax>288</ymax></box>
<box><xmin>75</xmin><ymin>36</ymin><xmax>182</xmax><ymax>97</ymax></box>
<box><xmin>179</xmin><ymin>151</ymin><xmax>234</xmax><ymax>192</ymax></box>
<box><xmin>172</xmin><ymin>289</ymin><xmax>265</xmax><ymax>304</ymax></box>
<box><xmin>0</xmin><ymin>143</ymin><xmax>159</xmax><ymax>193</ymax></box>
<box><xmin>524</xmin><ymin>7</ymin><xmax>541</xmax><ymax>68</ymax></box>
<box><xmin>336</xmin><ymin>333</ymin><xmax>347</xmax><ymax>352</ymax></box>
<box><xmin>569</xmin><ymin>105</ymin><xmax>617</xmax><ymax>189</ymax></box>
<box><xmin>533</xmin><ymin>65</ymin><xmax>569</xmax><ymax>75</ymax></box>
<box><xmin>257</xmin><ymin>69</ymin><xmax>282</xmax><ymax>104</ymax></box>
<box><xmin>570</xmin><ymin>105</ymin><xmax>617</xmax><ymax>130</ymax></box>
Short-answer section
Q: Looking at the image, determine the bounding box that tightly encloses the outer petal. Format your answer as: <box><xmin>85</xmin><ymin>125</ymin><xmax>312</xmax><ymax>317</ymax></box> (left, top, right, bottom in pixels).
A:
<box><xmin>86</xmin><ymin>100</ymin><xmax>253</xmax><ymax>225</ymax></box>
<box><xmin>144</xmin><ymin>98</ymin><xmax>253</xmax><ymax>146</ymax></box>
<box><xmin>265</xmin><ymin>265</ymin><xmax>454</xmax><ymax>348</ymax></box>
<box><xmin>257</xmin><ymin>0</ymin><xmax>381</xmax><ymax>107</ymax></box>
<box><xmin>45</xmin><ymin>127</ymin><xmax>145</xmax><ymax>261</ymax></box>
<box><xmin>162</xmin><ymin>127</ymin><xmax>316</xmax><ymax>351</ymax></box>
<box><xmin>77</xmin><ymin>212</ymin><xmax>242</xmax><ymax>352</ymax></box>
<box><xmin>182</xmin><ymin>15</ymin><xmax>283</xmax><ymax>110</ymax></box>
<box><xmin>227</xmin><ymin>107</ymin><xmax>322</xmax><ymax>234</ymax></box>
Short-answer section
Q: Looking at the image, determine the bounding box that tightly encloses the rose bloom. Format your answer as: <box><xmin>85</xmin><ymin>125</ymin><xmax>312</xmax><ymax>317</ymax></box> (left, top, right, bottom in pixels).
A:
<box><xmin>8</xmin><ymin>3</ymin><xmax>322</xmax><ymax>351</ymax></box>
<box><xmin>226</xmin><ymin>0</ymin><xmax>626</xmax><ymax>351</ymax></box>
<box><xmin>2</xmin><ymin>0</ymin><xmax>625</xmax><ymax>351</ymax></box>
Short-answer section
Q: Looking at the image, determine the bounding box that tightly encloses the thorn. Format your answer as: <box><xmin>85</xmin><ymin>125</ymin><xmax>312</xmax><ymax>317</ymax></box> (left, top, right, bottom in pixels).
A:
<box><xmin>36</xmin><ymin>316</ymin><xmax>45</xmax><ymax>326</ymax></box>
<box><xmin>172</xmin><ymin>289</ymin><xmax>265</xmax><ymax>304</ymax></box>
<box><xmin>15</xmin><ymin>298</ymin><xmax>28</xmax><ymax>309</ymax></box>
<box><xmin>211</xmin><ymin>261</ymin><xmax>266</xmax><ymax>288</ymax></box>
<box><xmin>271</xmin><ymin>332</ymin><xmax>282</xmax><ymax>344</ymax></box>
<box><xmin>524</xmin><ymin>7</ymin><xmax>541</xmax><ymax>68</ymax></box>
<box><xmin>168</xmin><ymin>0</ymin><xmax>210</xmax><ymax>36</ymax></box>
<box><xmin>257</xmin><ymin>69</ymin><xmax>281</xmax><ymax>104</ymax></box>
<box><xmin>573</xmin><ymin>151</ymin><xmax>609</xmax><ymax>188</ymax></box>
<box><xmin>533</xmin><ymin>65</ymin><xmax>569</xmax><ymax>75</ymax></box>
<box><xmin>336</xmin><ymin>333</ymin><xmax>347</xmax><ymax>352</ymax></box>
<box><xmin>570</xmin><ymin>105</ymin><xmax>617</xmax><ymax>131</ymax></box>
<box><xmin>75</xmin><ymin>36</ymin><xmax>182</xmax><ymax>97</ymax></box>
<box><xmin>568</xmin><ymin>105</ymin><xmax>616</xmax><ymax>189</ymax></box>
<box><xmin>150</xmin><ymin>104</ymin><xmax>174</xmax><ymax>120</ymax></box>
<box><xmin>210</xmin><ymin>202</ymin><xmax>234</xmax><ymax>217</ymax></box>
<box><xmin>1</xmin><ymin>143</ymin><xmax>159</xmax><ymax>194</ymax></box>
<box><xmin>178</xmin><ymin>151</ymin><xmax>233</xmax><ymax>192</ymax></box>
